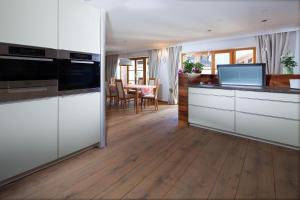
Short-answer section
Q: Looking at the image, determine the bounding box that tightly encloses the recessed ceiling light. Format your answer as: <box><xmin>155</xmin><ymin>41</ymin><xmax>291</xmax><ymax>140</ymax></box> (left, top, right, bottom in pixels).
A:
<box><xmin>261</xmin><ymin>19</ymin><xmax>268</xmax><ymax>23</ymax></box>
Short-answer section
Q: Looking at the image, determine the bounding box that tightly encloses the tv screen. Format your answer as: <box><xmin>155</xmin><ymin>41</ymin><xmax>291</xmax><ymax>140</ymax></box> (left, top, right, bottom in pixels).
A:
<box><xmin>217</xmin><ymin>64</ymin><xmax>266</xmax><ymax>86</ymax></box>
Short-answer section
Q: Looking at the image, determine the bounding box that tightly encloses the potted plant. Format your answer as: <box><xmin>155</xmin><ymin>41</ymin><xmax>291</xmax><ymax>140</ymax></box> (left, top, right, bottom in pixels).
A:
<box><xmin>182</xmin><ymin>60</ymin><xmax>204</xmax><ymax>74</ymax></box>
<box><xmin>281</xmin><ymin>54</ymin><xmax>297</xmax><ymax>74</ymax></box>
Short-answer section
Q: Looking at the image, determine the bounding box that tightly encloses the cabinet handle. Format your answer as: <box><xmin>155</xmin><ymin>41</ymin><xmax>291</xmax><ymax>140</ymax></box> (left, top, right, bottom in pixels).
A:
<box><xmin>71</xmin><ymin>60</ymin><xmax>94</xmax><ymax>64</ymax></box>
<box><xmin>7</xmin><ymin>87</ymin><xmax>48</xmax><ymax>93</ymax></box>
<box><xmin>0</xmin><ymin>56</ymin><xmax>53</xmax><ymax>62</ymax></box>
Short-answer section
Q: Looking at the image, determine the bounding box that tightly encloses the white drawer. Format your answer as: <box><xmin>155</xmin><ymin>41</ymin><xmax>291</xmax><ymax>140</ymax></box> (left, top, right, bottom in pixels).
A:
<box><xmin>236</xmin><ymin>98</ymin><xmax>300</xmax><ymax>120</ymax></box>
<box><xmin>189</xmin><ymin>93</ymin><xmax>234</xmax><ymax>110</ymax></box>
<box><xmin>236</xmin><ymin>90</ymin><xmax>300</xmax><ymax>103</ymax></box>
<box><xmin>236</xmin><ymin>112</ymin><xmax>300</xmax><ymax>147</ymax></box>
<box><xmin>189</xmin><ymin>87</ymin><xmax>235</xmax><ymax>97</ymax></box>
<box><xmin>189</xmin><ymin>105</ymin><xmax>235</xmax><ymax>132</ymax></box>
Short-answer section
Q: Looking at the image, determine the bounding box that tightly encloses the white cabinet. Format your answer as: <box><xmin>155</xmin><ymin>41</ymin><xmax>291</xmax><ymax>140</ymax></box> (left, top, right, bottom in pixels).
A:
<box><xmin>236</xmin><ymin>112</ymin><xmax>300</xmax><ymax>147</ymax></box>
<box><xmin>189</xmin><ymin>93</ymin><xmax>235</xmax><ymax>110</ymax></box>
<box><xmin>58</xmin><ymin>92</ymin><xmax>100</xmax><ymax>157</ymax></box>
<box><xmin>189</xmin><ymin>105</ymin><xmax>235</xmax><ymax>132</ymax></box>
<box><xmin>59</xmin><ymin>0</ymin><xmax>101</xmax><ymax>53</ymax></box>
<box><xmin>188</xmin><ymin>88</ymin><xmax>235</xmax><ymax>132</ymax></box>
<box><xmin>189</xmin><ymin>87</ymin><xmax>300</xmax><ymax>148</ymax></box>
<box><xmin>0</xmin><ymin>0</ymin><xmax>58</xmax><ymax>48</ymax></box>
<box><xmin>0</xmin><ymin>98</ymin><xmax>58</xmax><ymax>182</ymax></box>
<box><xmin>236</xmin><ymin>98</ymin><xmax>300</xmax><ymax>120</ymax></box>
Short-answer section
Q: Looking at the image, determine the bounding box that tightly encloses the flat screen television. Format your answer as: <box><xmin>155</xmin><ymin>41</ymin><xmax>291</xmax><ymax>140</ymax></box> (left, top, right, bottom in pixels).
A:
<box><xmin>217</xmin><ymin>63</ymin><xmax>266</xmax><ymax>86</ymax></box>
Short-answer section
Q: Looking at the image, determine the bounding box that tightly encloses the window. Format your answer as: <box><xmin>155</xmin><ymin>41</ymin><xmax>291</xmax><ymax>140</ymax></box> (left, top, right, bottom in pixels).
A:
<box><xmin>234</xmin><ymin>48</ymin><xmax>256</xmax><ymax>64</ymax></box>
<box><xmin>182</xmin><ymin>47</ymin><xmax>256</xmax><ymax>74</ymax></box>
<box><xmin>127</xmin><ymin>57</ymin><xmax>149</xmax><ymax>84</ymax></box>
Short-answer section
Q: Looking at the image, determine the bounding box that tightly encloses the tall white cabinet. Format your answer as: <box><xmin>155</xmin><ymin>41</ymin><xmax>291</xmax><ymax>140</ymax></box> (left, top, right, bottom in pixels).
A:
<box><xmin>58</xmin><ymin>92</ymin><xmax>100</xmax><ymax>157</ymax></box>
<box><xmin>0</xmin><ymin>98</ymin><xmax>58</xmax><ymax>181</ymax></box>
<box><xmin>0</xmin><ymin>0</ymin><xmax>101</xmax><ymax>53</ymax></box>
<box><xmin>59</xmin><ymin>0</ymin><xmax>101</xmax><ymax>53</ymax></box>
<box><xmin>0</xmin><ymin>0</ymin><xmax>58</xmax><ymax>48</ymax></box>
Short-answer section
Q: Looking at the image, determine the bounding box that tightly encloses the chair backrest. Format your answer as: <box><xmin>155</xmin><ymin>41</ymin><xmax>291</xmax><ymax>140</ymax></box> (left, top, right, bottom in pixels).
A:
<box><xmin>115</xmin><ymin>79</ymin><xmax>125</xmax><ymax>99</ymax></box>
<box><xmin>105</xmin><ymin>82</ymin><xmax>110</xmax><ymax>96</ymax></box>
<box><xmin>154</xmin><ymin>79</ymin><xmax>160</xmax><ymax>99</ymax></box>
<box><xmin>138</xmin><ymin>77</ymin><xmax>144</xmax><ymax>85</ymax></box>
<box><xmin>148</xmin><ymin>78</ymin><xmax>156</xmax><ymax>86</ymax></box>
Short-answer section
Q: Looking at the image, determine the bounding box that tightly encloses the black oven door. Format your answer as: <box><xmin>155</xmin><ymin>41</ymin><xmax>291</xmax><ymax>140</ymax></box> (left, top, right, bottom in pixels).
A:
<box><xmin>58</xmin><ymin>60</ymin><xmax>100</xmax><ymax>92</ymax></box>
<box><xmin>0</xmin><ymin>56</ymin><xmax>58</xmax><ymax>82</ymax></box>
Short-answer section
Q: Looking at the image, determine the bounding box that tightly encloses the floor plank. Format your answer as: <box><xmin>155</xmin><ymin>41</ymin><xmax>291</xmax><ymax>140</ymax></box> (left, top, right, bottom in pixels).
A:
<box><xmin>273</xmin><ymin>145</ymin><xmax>300</xmax><ymax>199</ymax></box>
<box><xmin>235</xmin><ymin>140</ymin><xmax>275</xmax><ymax>199</ymax></box>
<box><xmin>208</xmin><ymin>138</ymin><xmax>248</xmax><ymax>199</ymax></box>
<box><xmin>123</xmin><ymin>127</ymin><xmax>211</xmax><ymax>199</ymax></box>
<box><xmin>164</xmin><ymin>132</ymin><xmax>238</xmax><ymax>199</ymax></box>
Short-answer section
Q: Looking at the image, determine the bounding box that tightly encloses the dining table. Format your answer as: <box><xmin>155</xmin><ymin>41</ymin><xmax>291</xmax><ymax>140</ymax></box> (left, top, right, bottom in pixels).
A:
<box><xmin>123</xmin><ymin>84</ymin><xmax>157</xmax><ymax>114</ymax></box>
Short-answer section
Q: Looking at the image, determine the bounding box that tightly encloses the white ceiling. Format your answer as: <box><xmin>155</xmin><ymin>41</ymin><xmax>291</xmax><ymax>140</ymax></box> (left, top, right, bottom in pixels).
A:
<box><xmin>88</xmin><ymin>0</ymin><xmax>300</xmax><ymax>54</ymax></box>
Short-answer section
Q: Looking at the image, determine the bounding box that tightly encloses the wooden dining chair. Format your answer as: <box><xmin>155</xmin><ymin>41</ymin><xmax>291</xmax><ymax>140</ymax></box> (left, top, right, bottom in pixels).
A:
<box><xmin>141</xmin><ymin>79</ymin><xmax>160</xmax><ymax>111</ymax></box>
<box><xmin>138</xmin><ymin>77</ymin><xmax>144</xmax><ymax>85</ymax></box>
<box><xmin>115</xmin><ymin>79</ymin><xmax>136</xmax><ymax>109</ymax></box>
<box><xmin>148</xmin><ymin>78</ymin><xmax>156</xmax><ymax>86</ymax></box>
<box><xmin>105</xmin><ymin>82</ymin><xmax>117</xmax><ymax>106</ymax></box>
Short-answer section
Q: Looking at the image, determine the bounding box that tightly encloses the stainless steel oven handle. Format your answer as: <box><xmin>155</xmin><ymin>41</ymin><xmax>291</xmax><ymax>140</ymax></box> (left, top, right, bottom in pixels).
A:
<box><xmin>71</xmin><ymin>60</ymin><xmax>94</xmax><ymax>64</ymax></box>
<box><xmin>7</xmin><ymin>87</ymin><xmax>48</xmax><ymax>94</ymax></box>
<box><xmin>0</xmin><ymin>56</ymin><xmax>53</xmax><ymax>62</ymax></box>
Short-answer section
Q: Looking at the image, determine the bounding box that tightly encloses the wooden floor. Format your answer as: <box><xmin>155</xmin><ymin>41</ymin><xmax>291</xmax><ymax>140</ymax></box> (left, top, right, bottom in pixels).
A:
<box><xmin>0</xmin><ymin>104</ymin><xmax>299</xmax><ymax>199</ymax></box>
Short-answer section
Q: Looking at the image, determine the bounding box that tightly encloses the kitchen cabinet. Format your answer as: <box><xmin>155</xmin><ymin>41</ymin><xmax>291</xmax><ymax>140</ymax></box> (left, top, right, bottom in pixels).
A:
<box><xmin>0</xmin><ymin>98</ymin><xmax>58</xmax><ymax>182</ymax></box>
<box><xmin>236</xmin><ymin>112</ymin><xmax>300</xmax><ymax>147</ymax></box>
<box><xmin>58</xmin><ymin>0</ymin><xmax>101</xmax><ymax>53</ymax></box>
<box><xmin>188</xmin><ymin>87</ymin><xmax>300</xmax><ymax>148</ymax></box>
<box><xmin>58</xmin><ymin>92</ymin><xmax>100</xmax><ymax>157</ymax></box>
<box><xmin>0</xmin><ymin>0</ymin><xmax>58</xmax><ymax>49</ymax></box>
<box><xmin>189</xmin><ymin>105</ymin><xmax>235</xmax><ymax>132</ymax></box>
<box><xmin>189</xmin><ymin>88</ymin><xmax>235</xmax><ymax>132</ymax></box>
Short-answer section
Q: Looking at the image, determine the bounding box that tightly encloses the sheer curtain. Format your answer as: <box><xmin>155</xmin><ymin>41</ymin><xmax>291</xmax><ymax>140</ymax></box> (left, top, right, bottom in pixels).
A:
<box><xmin>105</xmin><ymin>54</ymin><xmax>119</xmax><ymax>81</ymax></box>
<box><xmin>256</xmin><ymin>32</ymin><xmax>295</xmax><ymax>74</ymax></box>
<box><xmin>167</xmin><ymin>46</ymin><xmax>182</xmax><ymax>105</ymax></box>
<box><xmin>149</xmin><ymin>49</ymin><xmax>162</xmax><ymax>78</ymax></box>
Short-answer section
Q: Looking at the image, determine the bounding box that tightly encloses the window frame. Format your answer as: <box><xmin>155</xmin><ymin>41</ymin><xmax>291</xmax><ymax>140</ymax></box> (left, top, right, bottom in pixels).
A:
<box><xmin>127</xmin><ymin>57</ymin><xmax>148</xmax><ymax>84</ymax></box>
<box><xmin>181</xmin><ymin>47</ymin><xmax>256</xmax><ymax>74</ymax></box>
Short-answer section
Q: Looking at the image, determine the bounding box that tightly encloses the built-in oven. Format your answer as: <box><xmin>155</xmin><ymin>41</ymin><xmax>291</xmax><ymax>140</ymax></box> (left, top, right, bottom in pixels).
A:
<box><xmin>58</xmin><ymin>50</ymin><xmax>100</xmax><ymax>95</ymax></box>
<box><xmin>0</xmin><ymin>43</ymin><xmax>58</xmax><ymax>102</ymax></box>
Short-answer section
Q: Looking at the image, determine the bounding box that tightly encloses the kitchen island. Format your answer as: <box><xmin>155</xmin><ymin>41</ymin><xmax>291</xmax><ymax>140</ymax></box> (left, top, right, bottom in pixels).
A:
<box><xmin>188</xmin><ymin>84</ymin><xmax>300</xmax><ymax>149</ymax></box>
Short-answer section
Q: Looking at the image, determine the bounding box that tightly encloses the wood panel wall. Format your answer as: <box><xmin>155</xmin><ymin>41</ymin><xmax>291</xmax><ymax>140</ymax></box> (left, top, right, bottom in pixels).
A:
<box><xmin>178</xmin><ymin>74</ymin><xmax>300</xmax><ymax>127</ymax></box>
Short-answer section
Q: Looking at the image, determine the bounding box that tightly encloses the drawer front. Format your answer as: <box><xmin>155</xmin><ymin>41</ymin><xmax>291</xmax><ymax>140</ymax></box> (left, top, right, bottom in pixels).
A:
<box><xmin>236</xmin><ymin>98</ymin><xmax>300</xmax><ymax>120</ymax></box>
<box><xmin>236</xmin><ymin>90</ymin><xmax>300</xmax><ymax>103</ymax></box>
<box><xmin>189</xmin><ymin>87</ymin><xmax>235</xmax><ymax>97</ymax></box>
<box><xmin>189</xmin><ymin>93</ymin><xmax>234</xmax><ymax>110</ymax></box>
<box><xmin>0</xmin><ymin>98</ymin><xmax>58</xmax><ymax>182</ymax></box>
<box><xmin>236</xmin><ymin>112</ymin><xmax>300</xmax><ymax>147</ymax></box>
<box><xmin>189</xmin><ymin>105</ymin><xmax>235</xmax><ymax>132</ymax></box>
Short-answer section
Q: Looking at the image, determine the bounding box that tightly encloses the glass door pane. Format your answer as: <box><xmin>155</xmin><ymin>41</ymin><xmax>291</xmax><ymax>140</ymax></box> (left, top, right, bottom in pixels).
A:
<box><xmin>214</xmin><ymin>52</ymin><xmax>230</xmax><ymax>74</ymax></box>
<box><xmin>235</xmin><ymin>49</ymin><xmax>254</xmax><ymax>64</ymax></box>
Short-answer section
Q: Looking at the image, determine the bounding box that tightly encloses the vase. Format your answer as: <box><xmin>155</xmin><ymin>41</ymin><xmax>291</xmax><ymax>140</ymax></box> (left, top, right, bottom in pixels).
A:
<box><xmin>284</xmin><ymin>67</ymin><xmax>294</xmax><ymax>74</ymax></box>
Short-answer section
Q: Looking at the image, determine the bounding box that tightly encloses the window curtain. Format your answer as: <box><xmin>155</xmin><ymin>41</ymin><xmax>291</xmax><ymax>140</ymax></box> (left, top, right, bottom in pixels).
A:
<box><xmin>256</xmin><ymin>32</ymin><xmax>295</xmax><ymax>74</ymax></box>
<box><xmin>167</xmin><ymin>46</ymin><xmax>182</xmax><ymax>105</ymax></box>
<box><xmin>149</xmin><ymin>49</ymin><xmax>162</xmax><ymax>78</ymax></box>
<box><xmin>105</xmin><ymin>54</ymin><xmax>119</xmax><ymax>81</ymax></box>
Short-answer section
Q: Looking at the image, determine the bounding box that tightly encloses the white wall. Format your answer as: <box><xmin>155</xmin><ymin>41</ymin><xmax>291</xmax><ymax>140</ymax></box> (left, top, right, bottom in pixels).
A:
<box><xmin>118</xmin><ymin>50</ymin><xmax>149</xmax><ymax>59</ymax></box>
<box><xmin>295</xmin><ymin>30</ymin><xmax>300</xmax><ymax>74</ymax></box>
<box><xmin>182</xmin><ymin>36</ymin><xmax>256</xmax><ymax>53</ymax></box>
